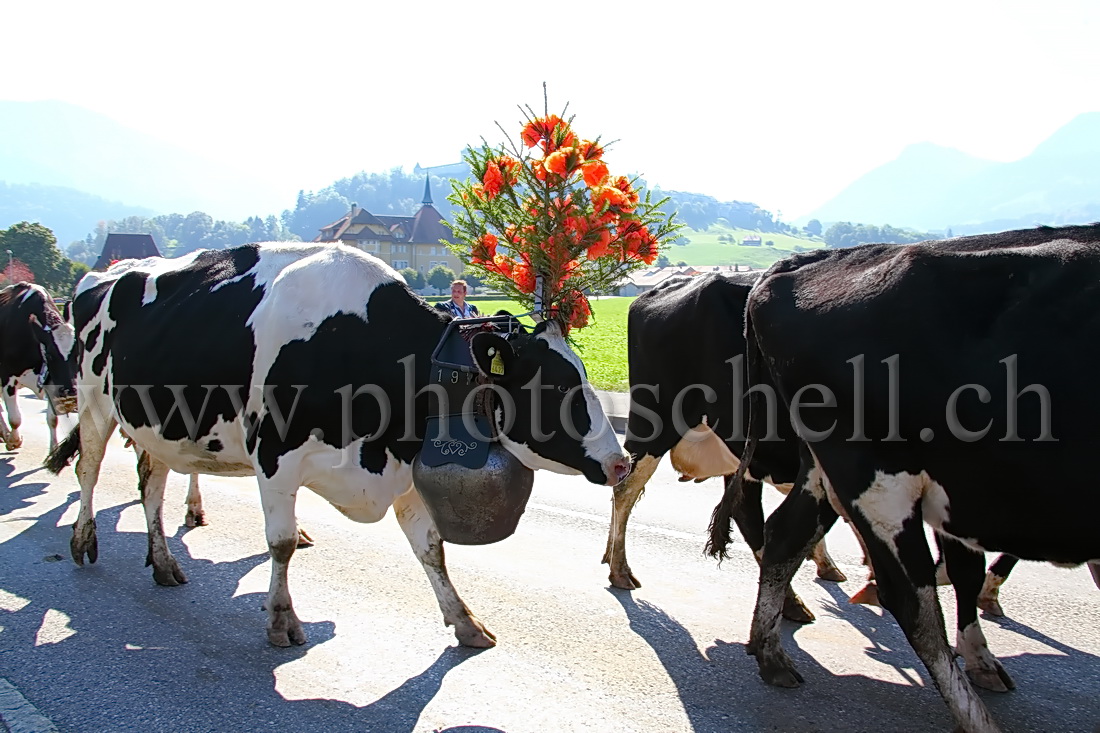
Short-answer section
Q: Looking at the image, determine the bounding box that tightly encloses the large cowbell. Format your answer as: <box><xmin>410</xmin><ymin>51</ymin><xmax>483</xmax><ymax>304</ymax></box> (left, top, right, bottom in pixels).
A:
<box><xmin>412</xmin><ymin>314</ymin><xmax>535</xmax><ymax>545</ymax></box>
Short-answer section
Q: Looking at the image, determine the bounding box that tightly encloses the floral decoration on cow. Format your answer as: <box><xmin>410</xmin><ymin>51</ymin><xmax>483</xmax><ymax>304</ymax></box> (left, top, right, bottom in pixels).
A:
<box><xmin>446</xmin><ymin>95</ymin><xmax>681</xmax><ymax>333</ymax></box>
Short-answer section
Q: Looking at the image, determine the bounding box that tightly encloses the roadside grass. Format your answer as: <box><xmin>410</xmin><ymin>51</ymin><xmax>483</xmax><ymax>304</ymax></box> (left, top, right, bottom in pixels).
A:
<box><xmin>425</xmin><ymin>296</ymin><xmax>634</xmax><ymax>391</ymax></box>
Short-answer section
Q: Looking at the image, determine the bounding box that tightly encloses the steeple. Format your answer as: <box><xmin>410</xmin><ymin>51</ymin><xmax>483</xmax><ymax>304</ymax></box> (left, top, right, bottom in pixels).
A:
<box><xmin>422</xmin><ymin>176</ymin><xmax>433</xmax><ymax>206</ymax></box>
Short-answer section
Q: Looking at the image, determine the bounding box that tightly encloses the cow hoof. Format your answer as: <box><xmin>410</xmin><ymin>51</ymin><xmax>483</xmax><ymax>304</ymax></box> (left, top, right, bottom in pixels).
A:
<box><xmin>267</xmin><ymin>609</ymin><xmax>307</xmax><ymax>647</ymax></box>
<box><xmin>816</xmin><ymin>566</ymin><xmax>847</xmax><ymax>583</ymax></box>
<box><xmin>70</xmin><ymin>520</ymin><xmax>98</xmax><ymax>566</ymax></box>
<box><xmin>6</xmin><ymin>434</ymin><xmax>22</xmax><ymax>450</ymax></box>
<box><xmin>296</xmin><ymin>528</ymin><xmax>314</xmax><ymax>548</ymax></box>
<box><xmin>184</xmin><ymin>509</ymin><xmax>208</xmax><ymax>527</ymax></box>
<box><xmin>977</xmin><ymin>596</ymin><xmax>1005</xmax><ymax>617</ymax></box>
<box><xmin>850</xmin><ymin>582</ymin><xmax>881</xmax><ymax>607</ymax></box>
<box><xmin>152</xmin><ymin>560</ymin><xmax>188</xmax><ymax>587</ymax></box>
<box><xmin>455</xmin><ymin>617</ymin><xmax>497</xmax><ymax>648</ymax></box>
<box><xmin>757</xmin><ymin>653</ymin><xmax>805</xmax><ymax>688</ymax></box>
<box><xmin>781</xmin><ymin>593</ymin><xmax>816</xmax><ymax>624</ymax></box>
<box><xmin>608</xmin><ymin>568</ymin><xmax>641</xmax><ymax>590</ymax></box>
<box><xmin>966</xmin><ymin>663</ymin><xmax>1016</xmax><ymax>692</ymax></box>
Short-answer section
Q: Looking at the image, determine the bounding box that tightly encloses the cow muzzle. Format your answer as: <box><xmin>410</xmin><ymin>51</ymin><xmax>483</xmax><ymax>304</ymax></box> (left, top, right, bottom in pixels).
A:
<box><xmin>604</xmin><ymin>454</ymin><xmax>632</xmax><ymax>486</ymax></box>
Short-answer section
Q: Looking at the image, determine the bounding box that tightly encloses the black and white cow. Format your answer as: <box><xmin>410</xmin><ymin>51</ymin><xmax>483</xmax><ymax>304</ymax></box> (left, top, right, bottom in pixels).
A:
<box><xmin>0</xmin><ymin>283</ymin><xmax>78</xmax><ymax>450</ymax></box>
<box><xmin>721</xmin><ymin>224</ymin><xmax>1100</xmax><ymax>733</ymax></box>
<box><xmin>605</xmin><ymin>272</ymin><xmax>848</xmax><ymax>622</ymax></box>
<box><xmin>47</xmin><ymin>243</ymin><xmax>629</xmax><ymax>648</ymax></box>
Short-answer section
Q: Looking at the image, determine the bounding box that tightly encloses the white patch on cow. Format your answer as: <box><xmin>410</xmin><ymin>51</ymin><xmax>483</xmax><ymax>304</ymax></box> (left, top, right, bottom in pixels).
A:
<box><xmin>537</xmin><ymin>322</ymin><xmax>625</xmax><ymax>470</ymax></box>
<box><xmin>848</xmin><ymin>470</ymin><xmax>954</xmax><ymax>546</ymax></box>
<box><xmin>21</xmin><ymin>284</ymin><xmax>50</xmax><ymax>304</ymax></box>
<box><xmin>499</xmin><ymin>431</ymin><xmax>582</xmax><ymax>475</ymax></box>
<box><xmin>13</xmin><ymin>368</ymin><xmax>39</xmax><ymax>395</ymax></box>
<box><xmin>246</xmin><ymin>245</ymin><xmax>400</xmax><ymax>400</ymax></box>
<box><xmin>669</xmin><ymin>422</ymin><xmax>743</xmax><ymax>481</ymax></box>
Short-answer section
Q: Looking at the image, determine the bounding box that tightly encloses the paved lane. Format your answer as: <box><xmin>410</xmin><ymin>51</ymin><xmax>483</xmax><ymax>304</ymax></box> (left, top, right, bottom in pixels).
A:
<box><xmin>0</xmin><ymin>393</ymin><xmax>1096</xmax><ymax>732</ymax></box>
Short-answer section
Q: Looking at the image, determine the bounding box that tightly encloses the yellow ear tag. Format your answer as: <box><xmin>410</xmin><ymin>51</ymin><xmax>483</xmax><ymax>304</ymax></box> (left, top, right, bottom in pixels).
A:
<box><xmin>490</xmin><ymin>348</ymin><xmax>505</xmax><ymax>376</ymax></box>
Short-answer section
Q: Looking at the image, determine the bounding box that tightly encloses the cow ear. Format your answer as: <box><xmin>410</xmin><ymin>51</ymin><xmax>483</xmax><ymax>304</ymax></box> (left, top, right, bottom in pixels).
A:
<box><xmin>470</xmin><ymin>332</ymin><xmax>516</xmax><ymax>380</ymax></box>
<box><xmin>28</xmin><ymin>314</ymin><xmax>50</xmax><ymax>344</ymax></box>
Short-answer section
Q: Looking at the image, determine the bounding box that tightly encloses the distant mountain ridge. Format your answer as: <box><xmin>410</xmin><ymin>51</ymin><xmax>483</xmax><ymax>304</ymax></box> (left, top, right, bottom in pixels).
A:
<box><xmin>0</xmin><ymin>181</ymin><xmax>154</xmax><ymax>245</ymax></box>
<box><xmin>809</xmin><ymin>112</ymin><xmax>1100</xmax><ymax>232</ymax></box>
<box><xmin>0</xmin><ymin>100</ymin><xmax>285</xmax><ymax>223</ymax></box>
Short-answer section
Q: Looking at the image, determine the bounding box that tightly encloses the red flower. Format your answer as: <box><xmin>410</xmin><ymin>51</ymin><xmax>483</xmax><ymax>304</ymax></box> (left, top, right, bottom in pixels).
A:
<box><xmin>482</xmin><ymin>161</ymin><xmax>504</xmax><ymax>199</ymax></box>
<box><xmin>512</xmin><ymin>262</ymin><xmax>537</xmax><ymax>294</ymax></box>
<box><xmin>581</xmin><ymin>160</ymin><xmax>608</xmax><ymax>187</ymax></box>
<box><xmin>586</xmin><ymin>228</ymin><xmax>613</xmax><ymax>260</ymax></box>
<box><xmin>473</xmin><ymin>232</ymin><xmax>499</xmax><ymax>264</ymax></box>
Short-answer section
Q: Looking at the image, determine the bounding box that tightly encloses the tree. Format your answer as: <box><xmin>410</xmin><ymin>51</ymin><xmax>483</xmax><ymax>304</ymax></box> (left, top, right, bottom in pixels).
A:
<box><xmin>656</xmin><ymin>254</ymin><xmax>671</xmax><ymax>268</ymax></box>
<box><xmin>427</xmin><ymin>265</ymin><xmax>456</xmax><ymax>294</ymax></box>
<box><xmin>399</xmin><ymin>267</ymin><xmax>425</xmax><ymax>290</ymax></box>
<box><xmin>0</xmin><ymin>221</ymin><xmax>76</xmax><ymax>293</ymax></box>
<box><xmin>459</xmin><ymin>269</ymin><xmax>483</xmax><ymax>289</ymax></box>
<box><xmin>806</xmin><ymin>219</ymin><xmax>823</xmax><ymax>237</ymax></box>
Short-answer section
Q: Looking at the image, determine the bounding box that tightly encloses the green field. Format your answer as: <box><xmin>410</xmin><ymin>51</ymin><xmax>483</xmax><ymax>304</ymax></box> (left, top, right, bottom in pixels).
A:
<box><xmin>426</xmin><ymin>297</ymin><xmax>634</xmax><ymax>392</ymax></box>
<box><xmin>668</xmin><ymin>224</ymin><xmax>823</xmax><ymax>267</ymax></box>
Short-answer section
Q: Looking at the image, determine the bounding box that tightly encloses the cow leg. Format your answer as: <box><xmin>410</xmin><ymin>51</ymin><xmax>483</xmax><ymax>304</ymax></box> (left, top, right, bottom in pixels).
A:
<box><xmin>45</xmin><ymin>398</ymin><xmax>58</xmax><ymax>453</ymax></box>
<box><xmin>809</xmin><ymin>539</ymin><xmax>846</xmax><ymax>582</ymax></box>
<box><xmin>841</xmin><ymin>481</ymin><xmax>1000</xmax><ymax>733</ymax></box>
<box><xmin>258</xmin><ymin>477</ymin><xmax>306</xmax><ymax>647</ymax></box>
<box><xmin>978</xmin><ymin>554</ymin><xmax>1018</xmax><ymax>617</ymax></box>
<box><xmin>396</xmin><ymin>484</ymin><xmax>495</xmax><ymax>648</ymax></box>
<box><xmin>747</xmin><ymin>461</ymin><xmax>838</xmax><ymax>687</ymax></box>
<box><xmin>71</xmin><ymin>415</ymin><xmax>116</xmax><ymax>566</ymax></box>
<box><xmin>734</xmin><ymin>478</ymin><xmax>816</xmax><ymax>623</ymax></box>
<box><xmin>603</xmin><ymin>453</ymin><xmax>659</xmax><ymax>590</ymax></box>
<box><xmin>184</xmin><ymin>473</ymin><xmax>207</xmax><ymax>527</ymax></box>
<box><xmin>137</xmin><ymin>450</ymin><xmax>187</xmax><ymax>586</ymax></box>
<box><xmin>941</xmin><ymin>537</ymin><xmax>1015</xmax><ymax>692</ymax></box>
<box><xmin>1</xmin><ymin>380</ymin><xmax>21</xmax><ymax>449</ymax></box>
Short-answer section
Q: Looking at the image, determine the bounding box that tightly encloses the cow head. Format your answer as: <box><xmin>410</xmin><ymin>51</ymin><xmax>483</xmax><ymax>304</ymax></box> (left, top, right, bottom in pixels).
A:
<box><xmin>28</xmin><ymin>313</ymin><xmax>78</xmax><ymax>415</ymax></box>
<box><xmin>470</xmin><ymin>320</ymin><xmax>630</xmax><ymax>486</ymax></box>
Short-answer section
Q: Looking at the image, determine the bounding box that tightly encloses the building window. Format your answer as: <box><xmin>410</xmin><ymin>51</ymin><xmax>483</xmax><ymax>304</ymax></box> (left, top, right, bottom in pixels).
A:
<box><xmin>393</xmin><ymin>260</ymin><xmax>409</xmax><ymax>269</ymax></box>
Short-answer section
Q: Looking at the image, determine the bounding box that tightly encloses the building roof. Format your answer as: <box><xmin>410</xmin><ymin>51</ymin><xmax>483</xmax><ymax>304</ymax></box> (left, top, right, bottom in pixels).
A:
<box><xmin>315</xmin><ymin>180</ymin><xmax>455</xmax><ymax>247</ymax></box>
<box><xmin>94</xmin><ymin>233</ymin><xmax>161</xmax><ymax>270</ymax></box>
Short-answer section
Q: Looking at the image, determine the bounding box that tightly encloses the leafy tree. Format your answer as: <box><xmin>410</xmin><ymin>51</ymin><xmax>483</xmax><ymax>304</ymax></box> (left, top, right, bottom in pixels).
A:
<box><xmin>459</xmin><ymin>269</ymin><xmax>482</xmax><ymax>289</ymax></box>
<box><xmin>656</xmin><ymin>254</ymin><xmax>671</xmax><ymax>268</ymax></box>
<box><xmin>0</xmin><ymin>221</ymin><xmax>78</xmax><ymax>293</ymax></box>
<box><xmin>805</xmin><ymin>219</ymin><xmax>823</xmax><ymax>237</ymax></box>
<box><xmin>399</xmin><ymin>267</ymin><xmax>425</xmax><ymax>289</ymax></box>
<box><xmin>427</xmin><ymin>265</ymin><xmax>456</xmax><ymax>294</ymax></box>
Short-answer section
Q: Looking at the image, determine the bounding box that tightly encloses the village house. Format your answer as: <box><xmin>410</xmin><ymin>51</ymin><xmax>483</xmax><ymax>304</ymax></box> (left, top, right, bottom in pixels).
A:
<box><xmin>93</xmin><ymin>233</ymin><xmax>161</xmax><ymax>271</ymax></box>
<box><xmin>314</xmin><ymin>178</ymin><xmax>462</xmax><ymax>276</ymax></box>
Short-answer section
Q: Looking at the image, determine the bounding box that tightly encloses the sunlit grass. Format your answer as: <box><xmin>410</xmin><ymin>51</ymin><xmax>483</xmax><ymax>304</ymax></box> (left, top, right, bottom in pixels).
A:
<box><xmin>426</xmin><ymin>296</ymin><xmax>634</xmax><ymax>391</ymax></box>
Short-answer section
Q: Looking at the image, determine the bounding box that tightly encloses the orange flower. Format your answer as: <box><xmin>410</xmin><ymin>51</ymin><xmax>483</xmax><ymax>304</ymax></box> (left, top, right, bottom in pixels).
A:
<box><xmin>498</xmin><ymin>155</ymin><xmax>521</xmax><ymax>184</ymax></box>
<box><xmin>581</xmin><ymin>160</ymin><xmax>608</xmax><ymax>187</ymax></box>
<box><xmin>490</xmin><ymin>254</ymin><xmax>515</xmax><ymax>279</ymax></box>
<box><xmin>482</xmin><ymin>161</ymin><xmax>504</xmax><ymax>199</ymax></box>
<box><xmin>521</xmin><ymin>115</ymin><xmax>576</xmax><ymax>153</ymax></box>
<box><xmin>544</xmin><ymin>147</ymin><xmax>578</xmax><ymax>176</ymax></box>
<box><xmin>586</xmin><ymin>228</ymin><xmax>613</xmax><ymax>260</ymax></box>
<box><xmin>512</xmin><ymin>263</ymin><xmax>537</xmax><ymax>294</ymax></box>
<box><xmin>611</xmin><ymin>175</ymin><xmax>639</xmax><ymax>212</ymax></box>
<box><xmin>473</xmin><ymin>232</ymin><xmax>499</xmax><ymax>264</ymax></box>
<box><xmin>592</xmin><ymin>184</ymin><xmax>627</xmax><ymax>212</ymax></box>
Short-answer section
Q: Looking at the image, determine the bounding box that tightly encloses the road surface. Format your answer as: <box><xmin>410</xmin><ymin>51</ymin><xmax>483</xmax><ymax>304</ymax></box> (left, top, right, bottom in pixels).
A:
<box><xmin>0</xmin><ymin>393</ymin><xmax>1097</xmax><ymax>732</ymax></box>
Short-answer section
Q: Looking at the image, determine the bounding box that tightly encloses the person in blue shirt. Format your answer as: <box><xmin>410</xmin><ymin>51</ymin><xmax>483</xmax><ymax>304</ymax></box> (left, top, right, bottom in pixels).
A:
<box><xmin>435</xmin><ymin>280</ymin><xmax>480</xmax><ymax>319</ymax></box>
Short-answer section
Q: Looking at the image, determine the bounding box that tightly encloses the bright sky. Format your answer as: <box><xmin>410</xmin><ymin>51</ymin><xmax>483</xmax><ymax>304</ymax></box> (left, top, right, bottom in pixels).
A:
<box><xmin>3</xmin><ymin>0</ymin><xmax>1098</xmax><ymax>220</ymax></box>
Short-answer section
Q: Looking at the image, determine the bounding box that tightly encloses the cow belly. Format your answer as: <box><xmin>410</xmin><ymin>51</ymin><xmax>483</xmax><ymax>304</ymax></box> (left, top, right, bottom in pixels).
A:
<box><xmin>298</xmin><ymin>444</ymin><xmax>414</xmax><ymax>524</ymax></box>
<box><xmin>122</xmin><ymin>424</ymin><xmax>255</xmax><ymax>477</ymax></box>
<box><xmin>669</xmin><ymin>424</ymin><xmax>740</xmax><ymax>481</ymax></box>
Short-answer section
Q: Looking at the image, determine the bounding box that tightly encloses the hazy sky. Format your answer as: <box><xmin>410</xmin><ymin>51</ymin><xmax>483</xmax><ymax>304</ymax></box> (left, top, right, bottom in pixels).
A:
<box><xmin>3</xmin><ymin>0</ymin><xmax>1098</xmax><ymax>219</ymax></box>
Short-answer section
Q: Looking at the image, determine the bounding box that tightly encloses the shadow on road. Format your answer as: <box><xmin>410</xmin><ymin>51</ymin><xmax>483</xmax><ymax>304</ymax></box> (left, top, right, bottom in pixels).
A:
<box><xmin>0</xmin><ymin>457</ymin><xmax>489</xmax><ymax>732</ymax></box>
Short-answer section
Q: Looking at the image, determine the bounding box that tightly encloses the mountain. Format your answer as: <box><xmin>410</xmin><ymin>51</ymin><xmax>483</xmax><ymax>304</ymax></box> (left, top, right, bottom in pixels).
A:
<box><xmin>0</xmin><ymin>181</ymin><xmax>155</xmax><ymax>245</ymax></box>
<box><xmin>0</xmin><ymin>100</ymin><xmax>286</xmax><ymax>224</ymax></box>
<box><xmin>808</xmin><ymin>112</ymin><xmax>1100</xmax><ymax>232</ymax></box>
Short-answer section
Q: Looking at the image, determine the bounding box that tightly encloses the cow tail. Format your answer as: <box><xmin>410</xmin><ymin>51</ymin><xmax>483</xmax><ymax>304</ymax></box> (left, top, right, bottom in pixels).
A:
<box><xmin>706</xmin><ymin>302</ymin><xmax>762</xmax><ymax>561</ymax></box>
<box><xmin>45</xmin><ymin>425</ymin><xmax>81</xmax><ymax>474</ymax></box>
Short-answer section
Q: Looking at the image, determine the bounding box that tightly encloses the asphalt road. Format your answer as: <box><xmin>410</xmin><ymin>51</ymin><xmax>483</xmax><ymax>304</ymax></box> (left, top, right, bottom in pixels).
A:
<box><xmin>0</xmin><ymin>393</ymin><xmax>1097</xmax><ymax>732</ymax></box>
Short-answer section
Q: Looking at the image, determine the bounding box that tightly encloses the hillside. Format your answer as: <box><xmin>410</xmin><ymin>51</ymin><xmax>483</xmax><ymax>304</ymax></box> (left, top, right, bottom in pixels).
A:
<box><xmin>0</xmin><ymin>181</ymin><xmax>155</xmax><ymax>245</ymax></box>
<box><xmin>809</xmin><ymin>112</ymin><xmax>1100</xmax><ymax>232</ymax></box>
<box><xmin>0</xmin><ymin>100</ymin><xmax>285</xmax><ymax>221</ymax></box>
<box><xmin>668</xmin><ymin>224</ymin><xmax>822</xmax><ymax>267</ymax></box>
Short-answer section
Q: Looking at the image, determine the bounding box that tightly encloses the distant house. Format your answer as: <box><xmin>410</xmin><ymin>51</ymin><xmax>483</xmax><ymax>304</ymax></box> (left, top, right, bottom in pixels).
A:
<box><xmin>94</xmin><ymin>233</ymin><xmax>161</xmax><ymax>270</ymax></box>
<box><xmin>315</xmin><ymin>178</ymin><xmax>462</xmax><ymax>276</ymax></box>
<box><xmin>741</xmin><ymin>235</ymin><xmax>762</xmax><ymax>246</ymax></box>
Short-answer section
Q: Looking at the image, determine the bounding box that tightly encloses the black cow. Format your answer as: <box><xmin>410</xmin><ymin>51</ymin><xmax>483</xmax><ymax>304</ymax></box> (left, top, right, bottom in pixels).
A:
<box><xmin>0</xmin><ymin>283</ymin><xmax>78</xmax><ymax>450</ymax></box>
<box><xmin>47</xmin><ymin>243</ymin><xmax>629</xmax><ymax>648</ymax></box>
<box><xmin>605</xmin><ymin>272</ymin><xmax>849</xmax><ymax>622</ymax></box>
<box><xmin>722</xmin><ymin>224</ymin><xmax>1100</xmax><ymax>732</ymax></box>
